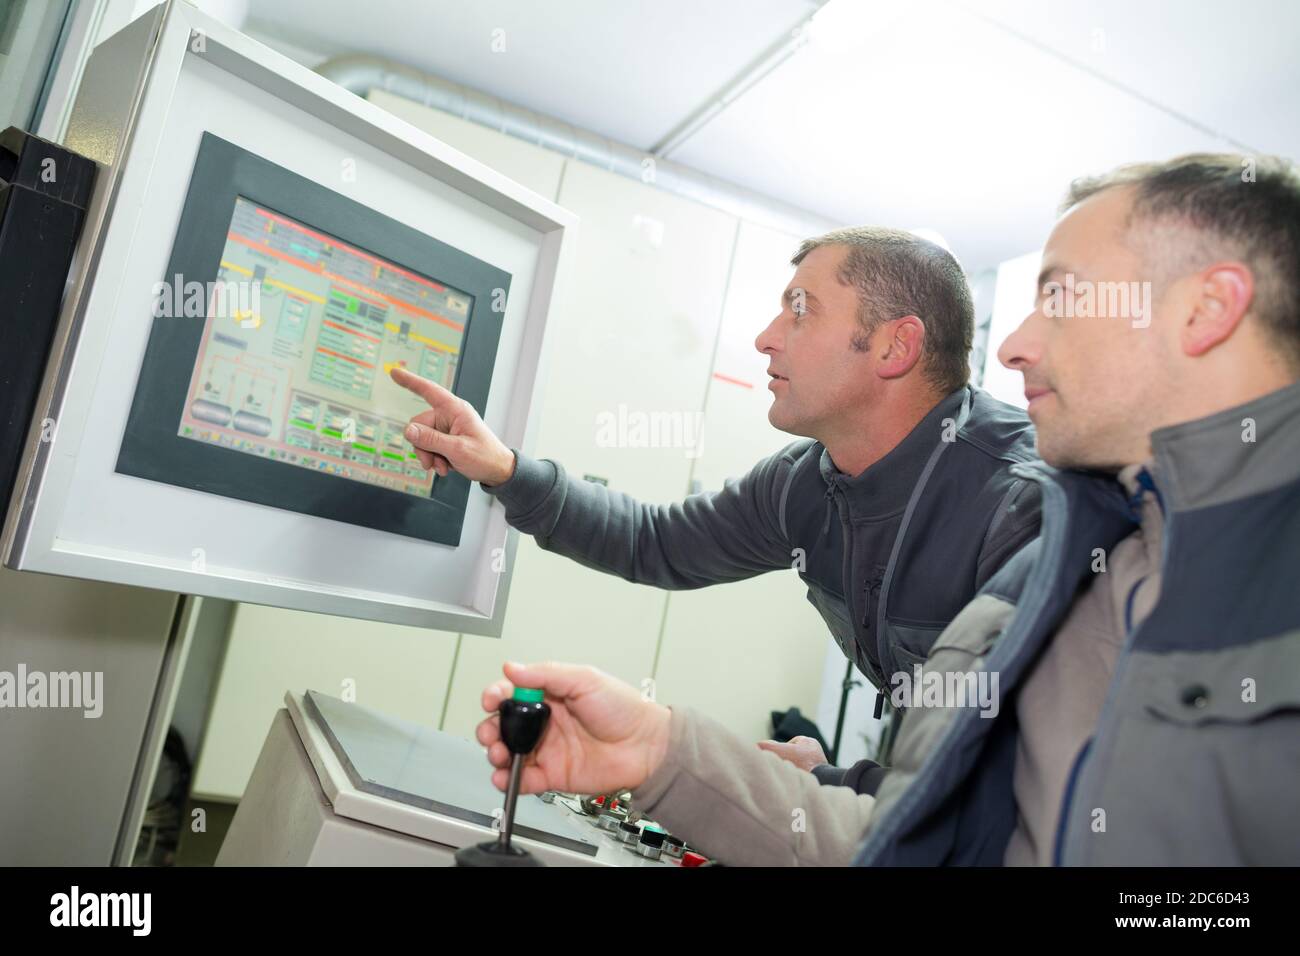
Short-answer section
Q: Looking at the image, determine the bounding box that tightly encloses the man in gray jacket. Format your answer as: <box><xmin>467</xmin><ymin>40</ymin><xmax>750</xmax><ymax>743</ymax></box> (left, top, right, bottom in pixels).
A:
<box><xmin>472</xmin><ymin>152</ymin><xmax>1300</xmax><ymax>866</ymax></box>
<box><xmin>393</xmin><ymin>226</ymin><xmax>1041</xmax><ymax>791</ymax></box>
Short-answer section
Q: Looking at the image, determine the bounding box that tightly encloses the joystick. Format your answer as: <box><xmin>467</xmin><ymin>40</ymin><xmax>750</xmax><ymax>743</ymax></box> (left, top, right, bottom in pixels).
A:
<box><xmin>455</xmin><ymin>687</ymin><xmax>551</xmax><ymax>867</ymax></box>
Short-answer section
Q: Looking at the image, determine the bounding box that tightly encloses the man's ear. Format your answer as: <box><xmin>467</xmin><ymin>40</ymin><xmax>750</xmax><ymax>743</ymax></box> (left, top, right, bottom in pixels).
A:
<box><xmin>1183</xmin><ymin>263</ymin><xmax>1254</xmax><ymax>357</ymax></box>
<box><xmin>877</xmin><ymin>315</ymin><xmax>926</xmax><ymax>379</ymax></box>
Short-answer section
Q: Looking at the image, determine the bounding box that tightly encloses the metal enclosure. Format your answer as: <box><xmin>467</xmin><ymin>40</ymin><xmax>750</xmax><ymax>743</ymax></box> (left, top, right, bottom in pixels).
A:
<box><xmin>1</xmin><ymin>1</ymin><xmax>575</xmax><ymax>636</ymax></box>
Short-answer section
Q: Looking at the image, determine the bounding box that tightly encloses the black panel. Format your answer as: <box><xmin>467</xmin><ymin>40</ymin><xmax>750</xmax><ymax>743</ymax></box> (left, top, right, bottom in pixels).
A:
<box><xmin>0</xmin><ymin>127</ymin><xmax>97</xmax><ymax>529</ymax></box>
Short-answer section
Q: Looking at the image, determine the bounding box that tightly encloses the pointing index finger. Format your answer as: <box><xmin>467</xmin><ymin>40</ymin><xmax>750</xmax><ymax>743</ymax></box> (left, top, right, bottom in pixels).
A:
<box><xmin>390</xmin><ymin>365</ymin><xmax>456</xmax><ymax>409</ymax></box>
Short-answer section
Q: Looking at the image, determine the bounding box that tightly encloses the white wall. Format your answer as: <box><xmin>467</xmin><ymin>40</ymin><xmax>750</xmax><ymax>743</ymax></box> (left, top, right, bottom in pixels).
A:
<box><xmin>651</xmin><ymin>221</ymin><xmax>832</xmax><ymax>741</ymax></box>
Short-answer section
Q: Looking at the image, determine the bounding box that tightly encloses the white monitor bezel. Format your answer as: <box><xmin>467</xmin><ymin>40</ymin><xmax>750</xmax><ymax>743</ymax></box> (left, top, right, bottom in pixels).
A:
<box><xmin>1</xmin><ymin>2</ymin><xmax>575</xmax><ymax>635</ymax></box>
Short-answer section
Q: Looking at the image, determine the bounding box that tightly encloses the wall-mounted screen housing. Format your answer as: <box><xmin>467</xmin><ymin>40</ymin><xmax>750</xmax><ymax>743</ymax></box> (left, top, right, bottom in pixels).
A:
<box><xmin>1</xmin><ymin>3</ymin><xmax>574</xmax><ymax>634</ymax></box>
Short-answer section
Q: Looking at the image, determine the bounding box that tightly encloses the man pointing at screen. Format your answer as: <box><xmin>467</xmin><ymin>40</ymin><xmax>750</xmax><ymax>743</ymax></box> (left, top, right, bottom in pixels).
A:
<box><xmin>391</xmin><ymin>226</ymin><xmax>1041</xmax><ymax>791</ymax></box>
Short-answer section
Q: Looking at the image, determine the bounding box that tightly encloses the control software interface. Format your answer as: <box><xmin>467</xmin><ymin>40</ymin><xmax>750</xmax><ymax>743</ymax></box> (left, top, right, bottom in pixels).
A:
<box><xmin>178</xmin><ymin>197</ymin><xmax>471</xmax><ymax>498</ymax></box>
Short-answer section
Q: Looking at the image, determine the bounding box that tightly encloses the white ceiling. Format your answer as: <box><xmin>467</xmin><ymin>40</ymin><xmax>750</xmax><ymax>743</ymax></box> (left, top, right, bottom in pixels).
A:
<box><xmin>226</xmin><ymin>0</ymin><xmax>1300</xmax><ymax>274</ymax></box>
<box><xmin>239</xmin><ymin>0</ymin><xmax>822</xmax><ymax>148</ymax></box>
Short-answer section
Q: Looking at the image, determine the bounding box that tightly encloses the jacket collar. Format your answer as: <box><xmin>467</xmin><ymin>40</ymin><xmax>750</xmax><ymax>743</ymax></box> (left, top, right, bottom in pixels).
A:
<box><xmin>817</xmin><ymin>386</ymin><xmax>969</xmax><ymax>519</ymax></box>
<box><xmin>1008</xmin><ymin>379</ymin><xmax>1300</xmax><ymax>572</ymax></box>
<box><xmin>1148</xmin><ymin>377</ymin><xmax>1300</xmax><ymax>512</ymax></box>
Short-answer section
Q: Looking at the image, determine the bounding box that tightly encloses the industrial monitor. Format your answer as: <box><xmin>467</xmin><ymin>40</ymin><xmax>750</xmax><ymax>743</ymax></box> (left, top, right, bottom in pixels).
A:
<box><xmin>1</xmin><ymin>3</ymin><xmax>574</xmax><ymax>634</ymax></box>
<box><xmin>118</xmin><ymin>133</ymin><xmax>509</xmax><ymax>545</ymax></box>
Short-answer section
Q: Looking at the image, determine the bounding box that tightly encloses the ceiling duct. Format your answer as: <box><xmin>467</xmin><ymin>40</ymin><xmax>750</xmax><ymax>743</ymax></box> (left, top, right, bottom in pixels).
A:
<box><xmin>315</xmin><ymin>52</ymin><xmax>838</xmax><ymax>239</ymax></box>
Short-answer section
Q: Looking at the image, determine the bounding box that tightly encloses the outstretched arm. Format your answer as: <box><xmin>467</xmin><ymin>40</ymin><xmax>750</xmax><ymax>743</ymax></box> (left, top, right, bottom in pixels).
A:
<box><xmin>393</xmin><ymin>366</ymin><xmax>803</xmax><ymax>589</ymax></box>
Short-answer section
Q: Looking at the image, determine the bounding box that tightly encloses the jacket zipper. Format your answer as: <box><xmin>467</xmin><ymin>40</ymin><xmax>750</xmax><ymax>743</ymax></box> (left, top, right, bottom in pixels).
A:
<box><xmin>828</xmin><ymin>481</ymin><xmax>879</xmax><ymax>687</ymax></box>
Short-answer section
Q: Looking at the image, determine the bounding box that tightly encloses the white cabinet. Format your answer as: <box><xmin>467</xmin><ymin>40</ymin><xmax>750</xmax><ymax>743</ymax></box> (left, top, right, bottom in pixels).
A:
<box><xmin>0</xmin><ymin>567</ymin><xmax>179</xmax><ymax>863</ymax></box>
<box><xmin>652</xmin><ymin>221</ymin><xmax>831</xmax><ymax>742</ymax></box>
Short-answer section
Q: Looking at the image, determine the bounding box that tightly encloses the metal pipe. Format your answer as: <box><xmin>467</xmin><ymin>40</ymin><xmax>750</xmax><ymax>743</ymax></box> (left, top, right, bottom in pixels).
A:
<box><xmin>315</xmin><ymin>53</ymin><xmax>838</xmax><ymax>239</ymax></box>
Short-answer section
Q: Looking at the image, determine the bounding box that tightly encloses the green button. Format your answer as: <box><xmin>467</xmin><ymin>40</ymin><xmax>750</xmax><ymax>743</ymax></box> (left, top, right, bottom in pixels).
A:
<box><xmin>513</xmin><ymin>687</ymin><xmax>544</xmax><ymax>703</ymax></box>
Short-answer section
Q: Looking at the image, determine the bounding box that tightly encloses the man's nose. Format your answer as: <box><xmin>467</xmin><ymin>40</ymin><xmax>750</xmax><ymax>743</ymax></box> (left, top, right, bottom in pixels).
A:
<box><xmin>997</xmin><ymin>311</ymin><xmax>1039</xmax><ymax>371</ymax></box>
<box><xmin>755</xmin><ymin>313</ymin><xmax>783</xmax><ymax>354</ymax></box>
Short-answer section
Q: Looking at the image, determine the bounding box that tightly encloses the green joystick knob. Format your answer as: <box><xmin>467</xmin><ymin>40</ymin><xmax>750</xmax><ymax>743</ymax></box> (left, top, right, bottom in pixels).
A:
<box><xmin>499</xmin><ymin>687</ymin><xmax>551</xmax><ymax>755</ymax></box>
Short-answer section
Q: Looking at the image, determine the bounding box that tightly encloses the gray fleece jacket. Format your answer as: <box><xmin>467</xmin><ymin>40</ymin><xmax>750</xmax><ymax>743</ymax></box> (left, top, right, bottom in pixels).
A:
<box><xmin>482</xmin><ymin>384</ymin><xmax>1041</xmax><ymax>791</ymax></box>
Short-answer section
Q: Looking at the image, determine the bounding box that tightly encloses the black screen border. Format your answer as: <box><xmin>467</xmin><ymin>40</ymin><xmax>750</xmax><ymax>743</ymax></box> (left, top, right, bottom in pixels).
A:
<box><xmin>115</xmin><ymin>132</ymin><xmax>511</xmax><ymax>546</ymax></box>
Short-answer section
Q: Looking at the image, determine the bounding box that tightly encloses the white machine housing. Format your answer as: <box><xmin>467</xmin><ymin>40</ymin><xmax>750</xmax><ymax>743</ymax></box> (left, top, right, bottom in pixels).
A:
<box><xmin>1</xmin><ymin>1</ymin><xmax>574</xmax><ymax>635</ymax></box>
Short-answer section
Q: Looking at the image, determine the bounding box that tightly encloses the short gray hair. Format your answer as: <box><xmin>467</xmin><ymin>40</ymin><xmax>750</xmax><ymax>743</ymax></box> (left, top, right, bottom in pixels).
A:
<box><xmin>791</xmin><ymin>226</ymin><xmax>974</xmax><ymax>394</ymax></box>
<box><xmin>1062</xmin><ymin>153</ymin><xmax>1300</xmax><ymax>369</ymax></box>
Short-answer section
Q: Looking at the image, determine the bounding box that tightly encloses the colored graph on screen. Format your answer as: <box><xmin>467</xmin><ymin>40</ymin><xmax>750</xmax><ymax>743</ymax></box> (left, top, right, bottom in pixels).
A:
<box><xmin>176</xmin><ymin>197</ymin><xmax>472</xmax><ymax>498</ymax></box>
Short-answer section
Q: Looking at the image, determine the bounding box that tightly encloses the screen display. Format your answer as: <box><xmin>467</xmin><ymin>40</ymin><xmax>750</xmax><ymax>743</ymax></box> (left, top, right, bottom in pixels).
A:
<box><xmin>119</xmin><ymin>133</ymin><xmax>510</xmax><ymax>544</ymax></box>
<box><xmin>176</xmin><ymin>197</ymin><xmax>472</xmax><ymax>498</ymax></box>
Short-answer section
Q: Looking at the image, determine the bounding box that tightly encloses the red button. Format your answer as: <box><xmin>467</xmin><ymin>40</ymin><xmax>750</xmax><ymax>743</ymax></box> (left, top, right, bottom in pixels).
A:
<box><xmin>681</xmin><ymin>851</ymin><xmax>707</xmax><ymax>867</ymax></box>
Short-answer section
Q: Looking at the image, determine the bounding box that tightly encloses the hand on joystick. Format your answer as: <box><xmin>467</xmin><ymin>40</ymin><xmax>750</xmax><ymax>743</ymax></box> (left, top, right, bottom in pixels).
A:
<box><xmin>476</xmin><ymin>661</ymin><xmax>672</xmax><ymax>797</ymax></box>
<box><xmin>461</xmin><ymin>662</ymin><xmax>673</xmax><ymax>867</ymax></box>
<box><xmin>455</xmin><ymin>686</ymin><xmax>550</xmax><ymax>867</ymax></box>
